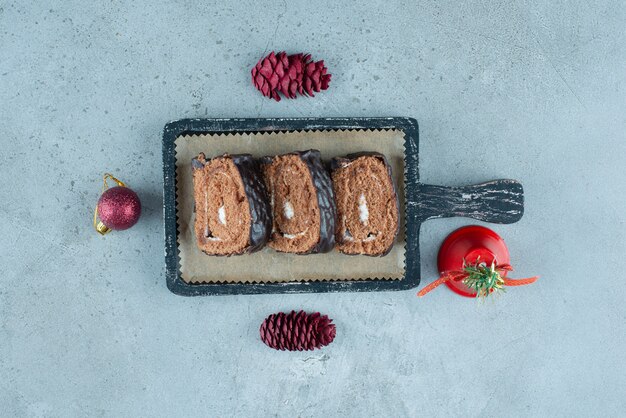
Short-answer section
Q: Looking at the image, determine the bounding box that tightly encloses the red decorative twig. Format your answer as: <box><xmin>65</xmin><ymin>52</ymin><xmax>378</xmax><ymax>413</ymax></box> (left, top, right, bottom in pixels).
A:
<box><xmin>417</xmin><ymin>271</ymin><xmax>464</xmax><ymax>297</ymax></box>
<box><xmin>502</xmin><ymin>277</ymin><xmax>539</xmax><ymax>286</ymax></box>
<box><xmin>417</xmin><ymin>262</ymin><xmax>538</xmax><ymax>298</ymax></box>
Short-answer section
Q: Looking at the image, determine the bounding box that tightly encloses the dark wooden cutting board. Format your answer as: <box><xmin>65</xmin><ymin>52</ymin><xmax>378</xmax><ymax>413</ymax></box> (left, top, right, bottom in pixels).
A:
<box><xmin>162</xmin><ymin>117</ymin><xmax>523</xmax><ymax>296</ymax></box>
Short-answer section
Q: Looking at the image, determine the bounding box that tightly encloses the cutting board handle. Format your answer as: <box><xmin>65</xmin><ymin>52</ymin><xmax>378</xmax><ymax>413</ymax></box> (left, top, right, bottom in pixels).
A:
<box><xmin>413</xmin><ymin>179</ymin><xmax>524</xmax><ymax>224</ymax></box>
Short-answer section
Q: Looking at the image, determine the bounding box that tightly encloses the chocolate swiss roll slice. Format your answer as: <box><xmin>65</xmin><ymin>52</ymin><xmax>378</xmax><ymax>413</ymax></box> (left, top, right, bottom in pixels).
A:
<box><xmin>331</xmin><ymin>153</ymin><xmax>400</xmax><ymax>256</ymax></box>
<box><xmin>191</xmin><ymin>153</ymin><xmax>271</xmax><ymax>256</ymax></box>
<box><xmin>261</xmin><ymin>150</ymin><xmax>336</xmax><ymax>254</ymax></box>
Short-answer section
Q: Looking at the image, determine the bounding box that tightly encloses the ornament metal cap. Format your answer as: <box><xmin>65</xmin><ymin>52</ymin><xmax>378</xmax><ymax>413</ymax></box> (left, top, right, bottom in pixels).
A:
<box><xmin>93</xmin><ymin>173</ymin><xmax>126</xmax><ymax>235</ymax></box>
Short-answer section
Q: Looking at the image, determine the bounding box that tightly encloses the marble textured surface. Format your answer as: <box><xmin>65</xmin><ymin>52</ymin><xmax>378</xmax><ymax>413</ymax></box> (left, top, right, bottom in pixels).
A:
<box><xmin>1</xmin><ymin>1</ymin><xmax>625</xmax><ymax>417</ymax></box>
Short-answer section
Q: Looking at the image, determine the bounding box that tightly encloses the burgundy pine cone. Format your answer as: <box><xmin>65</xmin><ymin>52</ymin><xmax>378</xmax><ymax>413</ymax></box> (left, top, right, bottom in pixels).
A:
<box><xmin>251</xmin><ymin>51</ymin><xmax>331</xmax><ymax>101</ymax></box>
<box><xmin>260</xmin><ymin>311</ymin><xmax>336</xmax><ymax>351</ymax></box>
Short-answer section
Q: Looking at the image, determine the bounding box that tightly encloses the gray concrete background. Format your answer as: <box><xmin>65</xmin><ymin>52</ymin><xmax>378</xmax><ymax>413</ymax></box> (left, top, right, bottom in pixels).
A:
<box><xmin>1</xmin><ymin>1</ymin><xmax>625</xmax><ymax>417</ymax></box>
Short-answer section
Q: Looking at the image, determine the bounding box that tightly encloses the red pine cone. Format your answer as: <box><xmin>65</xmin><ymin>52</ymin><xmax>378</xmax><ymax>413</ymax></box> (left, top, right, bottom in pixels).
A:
<box><xmin>260</xmin><ymin>310</ymin><xmax>336</xmax><ymax>351</ymax></box>
<box><xmin>251</xmin><ymin>51</ymin><xmax>332</xmax><ymax>101</ymax></box>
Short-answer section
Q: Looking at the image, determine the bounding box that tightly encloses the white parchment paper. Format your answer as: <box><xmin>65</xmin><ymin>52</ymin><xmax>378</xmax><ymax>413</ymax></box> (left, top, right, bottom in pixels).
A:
<box><xmin>175</xmin><ymin>129</ymin><xmax>406</xmax><ymax>283</ymax></box>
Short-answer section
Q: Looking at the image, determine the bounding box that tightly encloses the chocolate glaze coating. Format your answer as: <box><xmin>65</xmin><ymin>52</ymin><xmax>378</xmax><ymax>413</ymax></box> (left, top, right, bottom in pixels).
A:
<box><xmin>300</xmin><ymin>150</ymin><xmax>337</xmax><ymax>254</ymax></box>
<box><xmin>191</xmin><ymin>153</ymin><xmax>272</xmax><ymax>255</ymax></box>
<box><xmin>261</xmin><ymin>150</ymin><xmax>337</xmax><ymax>254</ymax></box>
<box><xmin>231</xmin><ymin>154</ymin><xmax>273</xmax><ymax>252</ymax></box>
<box><xmin>331</xmin><ymin>152</ymin><xmax>400</xmax><ymax>257</ymax></box>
